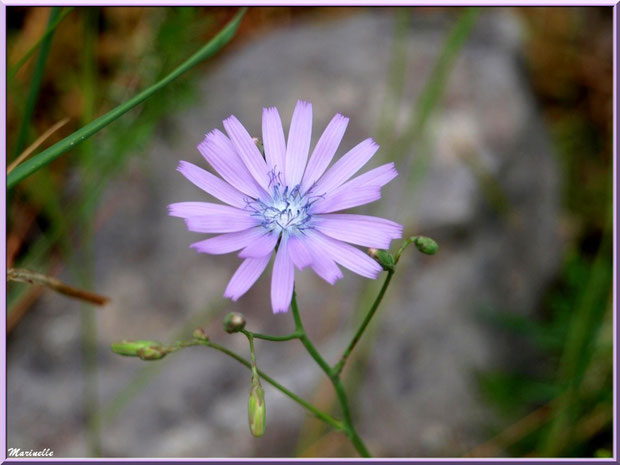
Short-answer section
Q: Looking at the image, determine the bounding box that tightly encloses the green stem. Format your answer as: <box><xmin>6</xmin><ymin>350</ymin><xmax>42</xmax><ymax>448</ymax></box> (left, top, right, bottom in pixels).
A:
<box><xmin>247</xmin><ymin>332</ymin><xmax>256</xmax><ymax>366</ymax></box>
<box><xmin>244</xmin><ymin>331</ymin><xmax>260</xmax><ymax>380</ymax></box>
<box><xmin>395</xmin><ymin>236</ymin><xmax>417</xmax><ymax>263</ymax></box>
<box><xmin>7</xmin><ymin>7</ymin><xmax>246</xmax><ymax>189</ymax></box>
<box><xmin>291</xmin><ymin>293</ymin><xmax>333</xmax><ymax>377</ymax></box>
<box><xmin>101</xmin><ymin>302</ymin><xmax>227</xmax><ymax>426</ymax></box>
<box><xmin>333</xmin><ymin>270</ymin><xmax>394</xmax><ymax>377</ymax></box>
<box><xmin>197</xmin><ymin>339</ymin><xmax>343</xmax><ymax>431</ymax></box>
<box><xmin>290</xmin><ymin>292</ymin><xmax>371</xmax><ymax>458</ymax></box>
<box><xmin>244</xmin><ymin>329</ymin><xmax>302</xmax><ymax>342</ymax></box>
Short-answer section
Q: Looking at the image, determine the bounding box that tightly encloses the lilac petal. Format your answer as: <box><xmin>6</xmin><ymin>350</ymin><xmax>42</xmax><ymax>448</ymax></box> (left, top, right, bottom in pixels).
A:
<box><xmin>239</xmin><ymin>230</ymin><xmax>279</xmax><ymax>258</ymax></box>
<box><xmin>190</xmin><ymin>227</ymin><xmax>267</xmax><ymax>255</ymax></box>
<box><xmin>312</xmin><ymin>214</ymin><xmax>403</xmax><ymax>249</ymax></box>
<box><xmin>177</xmin><ymin>161</ymin><xmax>248</xmax><ymax>209</ymax></box>
<box><xmin>311</xmin><ymin>186</ymin><xmax>381</xmax><ymax>214</ymax></box>
<box><xmin>262</xmin><ymin>107</ymin><xmax>287</xmax><ymax>177</ymax></box>
<box><xmin>185</xmin><ymin>210</ymin><xmax>259</xmax><ymax>234</ymax></box>
<box><xmin>285</xmin><ymin>100</ymin><xmax>313</xmax><ymax>187</ymax></box>
<box><xmin>223</xmin><ymin>115</ymin><xmax>271</xmax><ymax>191</ymax></box>
<box><xmin>168</xmin><ymin>201</ymin><xmax>247</xmax><ymax>218</ymax></box>
<box><xmin>224</xmin><ymin>255</ymin><xmax>271</xmax><ymax>301</ymax></box>
<box><xmin>312</xmin><ymin>163</ymin><xmax>397</xmax><ymax>213</ymax></box>
<box><xmin>271</xmin><ymin>236</ymin><xmax>295</xmax><ymax>313</ymax></box>
<box><xmin>330</xmin><ymin>162</ymin><xmax>398</xmax><ymax>197</ymax></box>
<box><xmin>313</xmin><ymin>138</ymin><xmax>379</xmax><ymax>196</ymax></box>
<box><xmin>302</xmin><ymin>233</ymin><xmax>343</xmax><ymax>284</ymax></box>
<box><xmin>288</xmin><ymin>235</ymin><xmax>313</xmax><ymax>270</ymax></box>
<box><xmin>198</xmin><ymin>130</ymin><xmax>263</xmax><ymax>199</ymax></box>
<box><xmin>305</xmin><ymin>230</ymin><xmax>381</xmax><ymax>279</ymax></box>
<box><xmin>301</xmin><ymin>113</ymin><xmax>349</xmax><ymax>194</ymax></box>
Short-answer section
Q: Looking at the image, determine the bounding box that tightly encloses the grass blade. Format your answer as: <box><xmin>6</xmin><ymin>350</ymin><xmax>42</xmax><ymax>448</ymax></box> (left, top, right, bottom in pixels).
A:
<box><xmin>13</xmin><ymin>7</ymin><xmax>62</xmax><ymax>157</ymax></box>
<box><xmin>405</xmin><ymin>7</ymin><xmax>479</xmax><ymax>146</ymax></box>
<box><xmin>7</xmin><ymin>7</ymin><xmax>247</xmax><ymax>190</ymax></box>
<box><xmin>7</xmin><ymin>118</ymin><xmax>70</xmax><ymax>174</ymax></box>
<box><xmin>7</xmin><ymin>7</ymin><xmax>74</xmax><ymax>81</ymax></box>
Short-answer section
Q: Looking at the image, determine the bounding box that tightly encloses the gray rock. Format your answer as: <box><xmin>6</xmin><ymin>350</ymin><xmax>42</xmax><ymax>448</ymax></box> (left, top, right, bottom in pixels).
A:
<box><xmin>7</xmin><ymin>8</ymin><xmax>561</xmax><ymax>458</ymax></box>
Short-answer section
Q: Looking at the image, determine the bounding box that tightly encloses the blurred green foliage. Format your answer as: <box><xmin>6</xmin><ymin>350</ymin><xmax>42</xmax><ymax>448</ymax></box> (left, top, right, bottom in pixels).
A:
<box><xmin>7</xmin><ymin>7</ymin><xmax>237</xmax><ymax>456</ymax></box>
<box><xmin>8</xmin><ymin>7</ymin><xmax>219</xmax><ymax>313</ymax></box>
<box><xmin>475</xmin><ymin>7</ymin><xmax>612</xmax><ymax>458</ymax></box>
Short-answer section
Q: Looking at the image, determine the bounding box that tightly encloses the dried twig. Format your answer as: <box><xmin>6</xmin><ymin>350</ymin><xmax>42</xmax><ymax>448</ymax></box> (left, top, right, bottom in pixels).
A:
<box><xmin>7</xmin><ymin>268</ymin><xmax>109</xmax><ymax>306</ymax></box>
<box><xmin>7</xmin><ymin>118</ymin><xmax>70</xmax><ymax>174</ymax></box>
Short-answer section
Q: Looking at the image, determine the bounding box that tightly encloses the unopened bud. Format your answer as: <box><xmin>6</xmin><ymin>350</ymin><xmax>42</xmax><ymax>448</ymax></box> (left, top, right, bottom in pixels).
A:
<box><xmin>413</xmin><ymin>236</ymin><xmax>439</xmax><ymax>255</ymax></box>
<box><xmin>369</xmin><ymin>248</ymin><xmax>395</xmax><ymax>271</ymax></box>
<box><xmin>248</xmin><ymin>378</ymin><xmax>266</xmax><ymax>437</ymax></box>
<box><xmin>223</xmin><ymin>312</ymin><xmax>246</xmax><ymax>333</ymax></box>
<box><xmin>192</xmin><ymin>328</ymin><xmax>209</xmax><ymax>341</ymax></box>
<box><xmin>111</xmin><ymin>340</ymin><xmax>165</xmax><ymax>357</ymax></box>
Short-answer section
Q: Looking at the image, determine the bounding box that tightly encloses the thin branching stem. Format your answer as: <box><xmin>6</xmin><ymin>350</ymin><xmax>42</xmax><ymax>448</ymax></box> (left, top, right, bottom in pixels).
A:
<box><xmin>333</xmin><ymin>270</ymin><xmax>394</xmax><ymax>377</ymax></box>
<box><xmin>290</xmin><ymin>292</ymin><xmax>371</xmax><ymax>457</ymax></box>
<box><xmin>243</xmin><ymin>329</ymin><xmax>303</xmax><ymax>342</ymax></box>
<box><xmin>192</xmin><ymin>339</ymin><xmax>344</xmax><ymax>431</ymax></box>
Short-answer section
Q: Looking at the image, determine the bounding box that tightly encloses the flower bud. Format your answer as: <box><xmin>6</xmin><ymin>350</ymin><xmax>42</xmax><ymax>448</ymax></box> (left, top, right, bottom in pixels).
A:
<box><xmin>369</xmin><ymin>248</ymin><xmax>395</xmax><ymax>271</ymax></box>
<box><xmin>223</xmin><ymin>312</ymin><xmax>246</xmax><ymax>333</ymax></box>
<box><xmin>192</xmin><ymin>328</ymin><xmax>209</xmax><ymax>341</ymax></box>
<box><xmin>248</xmin><ymin>379</ymin><xmax>266</xmax><ymax>437</ymax></box>
<box><xmin>413</xmin><ymin>236</ymin><xmax>439</xmax><ymax>255</ymax></box>
<box><xmin>111</xmin><ymin>340</ymin><xmax>165</xmax><ymax>357</ymax></box>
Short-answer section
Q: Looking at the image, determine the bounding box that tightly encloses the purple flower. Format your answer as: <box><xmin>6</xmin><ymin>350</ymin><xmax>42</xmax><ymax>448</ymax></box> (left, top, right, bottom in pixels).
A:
<box><xmin>169</xmin><ymin>100</ymin><xmax>403</xmax><ymax>313</ymax></box>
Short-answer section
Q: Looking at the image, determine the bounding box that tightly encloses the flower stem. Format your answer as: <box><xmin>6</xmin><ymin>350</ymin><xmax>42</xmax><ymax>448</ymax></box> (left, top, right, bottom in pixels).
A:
<box><xmin>332</xmin><ymin>270</ymin><xmax>394</xmax><ymax>376</ymax></box>
<box><xmin>290</xmin><ymin>291</ymin><xmax>371</xmax><ymax>458</ymax></box>
<box><xmin>395</xmin><ymin>236</ymin><xmax>417</xmax><ymax>263</ymax></box>
<box><xmin>243</xmin><ymin>331</ymin><xmax>260</xmax><ymax>381</ymax></box>
<box><xmin>291</xmin><ymin>293</ymin><xmax>333</xmax><ymax>376</ymax></box>
<box><xmin>194</xmin><ymin>339</ymin><xmax>343</xmax><ymax>431</ymax></box>
<box><xmin>243</xmin><ymin>329</ymin><xmax>303</xmax><ymax>342</ymax></box>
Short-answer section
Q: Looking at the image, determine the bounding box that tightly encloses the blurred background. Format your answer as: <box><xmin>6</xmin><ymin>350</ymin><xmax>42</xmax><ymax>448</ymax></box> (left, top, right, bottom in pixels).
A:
<box><xmin>6</xmin><ymin>6</ymin><xmax>613</xmax><ymax>458</ymax></box>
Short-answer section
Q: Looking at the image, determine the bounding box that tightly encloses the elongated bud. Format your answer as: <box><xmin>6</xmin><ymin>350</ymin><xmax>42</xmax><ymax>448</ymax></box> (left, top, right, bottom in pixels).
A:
<box><xmin>111</xmin><ymin>340</ymin><xmax>165</xmax><ymax>357</ymax></box>
<box><xmin>248</xmin><ymin>378</ymin><xmax>266</xmax><ymax>437</ymax></box>
<box><xmin>369</xmin><ymin>248</ymin><xmax>395</xmax><ymax>271</ymax></box>
<box><xmin>223</xmin><ymin>312</ymin><xmax>246</xmax><ymax>333</ymax></box>
<box><xmin>413</xmin><ymin>236</ymin><xmax>439</xmax><ymax>255</ymax></box>
<box><xmin>192</xmin><ymin>328</ymin><xmax>209</xmax><ymax>341</ymax></box>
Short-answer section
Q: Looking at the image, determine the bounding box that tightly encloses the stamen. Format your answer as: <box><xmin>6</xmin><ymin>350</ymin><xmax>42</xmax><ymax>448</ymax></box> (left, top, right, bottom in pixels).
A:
<box><xmin>247</xmin><ymin>172</ymin><xmax>317</xmax><ymax>235</ymax></box>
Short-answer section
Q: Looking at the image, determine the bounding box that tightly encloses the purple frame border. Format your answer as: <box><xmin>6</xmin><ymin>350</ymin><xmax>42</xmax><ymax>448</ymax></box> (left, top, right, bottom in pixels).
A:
<box><xmin>0</xmin><ymin>0</ymin><xmax>617</xmax><ymax>5</ymax></box>
<box><xmin>1</xmin><ymin>1</ymin><xmax>617</xmax><ymax>464</ymax></box>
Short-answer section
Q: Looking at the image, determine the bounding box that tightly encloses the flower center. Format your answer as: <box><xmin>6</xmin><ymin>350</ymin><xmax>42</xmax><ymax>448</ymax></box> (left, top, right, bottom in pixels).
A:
<box><xmin>248</xmin><ymin>172</ymin><xmax>314</xmax><ymax>234</ymax></box>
